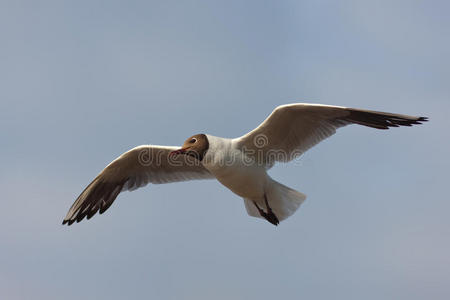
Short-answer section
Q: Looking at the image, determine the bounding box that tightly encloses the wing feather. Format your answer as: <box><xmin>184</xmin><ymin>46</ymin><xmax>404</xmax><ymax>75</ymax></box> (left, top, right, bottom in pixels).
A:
<box><xmin>236</xmin><ymin>103</ymin><xmax>427</xmax><ymax>164</ymax></box>
<box><xmin>63</xmin><ymin>145</ymin><xmax>213</xmax><ymax>225</ymax></box>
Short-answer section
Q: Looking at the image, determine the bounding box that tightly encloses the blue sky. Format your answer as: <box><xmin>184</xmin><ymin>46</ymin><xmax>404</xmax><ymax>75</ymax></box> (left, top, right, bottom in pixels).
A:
<box><xmin>1</xmin><ymin>1</ymin><xmax>449</xmax><ymax>299</ymax></box>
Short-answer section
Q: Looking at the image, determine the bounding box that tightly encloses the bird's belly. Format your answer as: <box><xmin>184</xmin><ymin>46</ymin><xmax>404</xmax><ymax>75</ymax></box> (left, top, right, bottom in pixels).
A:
<box><xmin>211</xmin><ymin>165</ymin><xmax>267</xmax><ymax>199</ymax></box>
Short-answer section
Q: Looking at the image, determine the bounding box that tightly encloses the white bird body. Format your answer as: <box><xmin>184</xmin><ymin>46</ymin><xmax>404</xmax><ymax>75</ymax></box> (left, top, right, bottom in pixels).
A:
<box><xmin>203</xmin><ymin>135</ymin><xmax>267</xmax><ymax>199</ymax></box>
<box><xmin>63</xmin><ymin>103</ymin><xmax>427</xmax><ymax>226</ymax></box>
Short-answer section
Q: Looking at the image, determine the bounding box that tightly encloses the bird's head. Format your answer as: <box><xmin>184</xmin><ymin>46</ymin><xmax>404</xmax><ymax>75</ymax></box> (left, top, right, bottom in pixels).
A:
<box><xmin>169</xmin><ymin>134</ymin><xmax>209</xmax><ymax>161</ymax></box>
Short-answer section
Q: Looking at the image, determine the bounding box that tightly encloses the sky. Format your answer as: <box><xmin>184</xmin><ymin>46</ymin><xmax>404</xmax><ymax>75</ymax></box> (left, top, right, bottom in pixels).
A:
<box><xmin>1</xmin><ymin>1</ymin><xmax>449</xmax><ymax>299</ymax></box>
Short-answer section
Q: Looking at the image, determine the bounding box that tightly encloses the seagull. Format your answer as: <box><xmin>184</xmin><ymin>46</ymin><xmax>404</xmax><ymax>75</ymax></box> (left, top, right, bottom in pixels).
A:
<box><xmin>63</xmin><ymin>103</ymin><xmax>427</xmax><ymax>226</ymax></box>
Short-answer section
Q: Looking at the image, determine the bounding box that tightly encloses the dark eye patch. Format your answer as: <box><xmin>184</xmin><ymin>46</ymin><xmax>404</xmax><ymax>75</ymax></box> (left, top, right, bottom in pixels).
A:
<box><xmin>190</xmin><ymin>138</ymin><xmax>197</xmax><ymax>143</ymax></box>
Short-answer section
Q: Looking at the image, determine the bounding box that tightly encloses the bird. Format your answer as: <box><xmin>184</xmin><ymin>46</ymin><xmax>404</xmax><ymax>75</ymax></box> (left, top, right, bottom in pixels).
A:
<box><xmin>62</xmin><ymin>103</ymin><xmax>427</xmax><ymax>226</ymax></box>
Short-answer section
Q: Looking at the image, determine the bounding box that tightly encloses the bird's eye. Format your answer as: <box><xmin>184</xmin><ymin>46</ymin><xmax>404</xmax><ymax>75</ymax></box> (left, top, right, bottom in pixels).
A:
<box><xmin>190</xmin><ymin>138</ymin><xmax>197</xmax><ymax>143</ymax></box>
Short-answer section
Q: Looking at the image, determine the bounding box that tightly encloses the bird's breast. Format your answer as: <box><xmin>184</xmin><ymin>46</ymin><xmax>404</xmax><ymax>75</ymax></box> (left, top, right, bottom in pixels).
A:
<box><xmin>203</xmin><ymin>147</ymin><xmax>268</xmax><ymax>199</ymax></box>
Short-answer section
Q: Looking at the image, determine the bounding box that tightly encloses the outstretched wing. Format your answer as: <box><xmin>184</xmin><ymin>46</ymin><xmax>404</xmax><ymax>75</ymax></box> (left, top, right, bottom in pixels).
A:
<box><xmin>235</xmin><ymin>103</ymin><xmax>427</xmax><ymax>164</ymax></box>
<box><xmin>63</xmin><ymin>145</ymin><xmax>213</xmax><ymax>225</ymax></box>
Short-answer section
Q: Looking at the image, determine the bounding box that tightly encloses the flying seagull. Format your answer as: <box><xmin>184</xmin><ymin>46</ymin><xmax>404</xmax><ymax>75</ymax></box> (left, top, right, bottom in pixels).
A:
<box><xmin>63</xmin><ymin>103</ymin><xmax>427</xmax><ymax>226</ymax></box>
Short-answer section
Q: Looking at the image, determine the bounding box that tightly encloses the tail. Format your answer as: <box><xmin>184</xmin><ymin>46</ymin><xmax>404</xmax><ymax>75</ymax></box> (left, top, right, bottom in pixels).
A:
<box><xmin>243</xmin><ymin>178</ymin><xmax>306</xmax><ymax>224</ymax></box>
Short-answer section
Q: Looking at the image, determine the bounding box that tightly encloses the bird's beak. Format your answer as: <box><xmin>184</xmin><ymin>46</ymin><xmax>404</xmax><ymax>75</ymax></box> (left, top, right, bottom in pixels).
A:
<box><xmin>169</xmin><ymin>147</ymin><xmax>188</xmax><ymax>157</ymax></box>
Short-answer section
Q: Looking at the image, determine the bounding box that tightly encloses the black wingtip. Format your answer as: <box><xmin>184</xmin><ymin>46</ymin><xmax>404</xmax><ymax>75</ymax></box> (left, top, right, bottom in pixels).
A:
<box><xmin>62</xmin><ymin>219</ymin><xmax>75</xmax><ymax>226</ymax></box>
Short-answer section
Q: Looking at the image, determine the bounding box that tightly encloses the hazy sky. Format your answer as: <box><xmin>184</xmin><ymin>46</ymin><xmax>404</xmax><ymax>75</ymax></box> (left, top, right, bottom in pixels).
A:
<box><xmin>1</xmin><ymin>1</ymin><xmax>449</xmax><ymax>299</ymax></box>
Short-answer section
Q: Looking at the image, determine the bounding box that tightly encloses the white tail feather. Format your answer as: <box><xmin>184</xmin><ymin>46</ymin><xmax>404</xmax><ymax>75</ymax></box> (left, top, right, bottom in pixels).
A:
<box><xmin>244</xmin><ymin>178</ymin><xmax>306</xmax><ymax>223</ymax></box>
